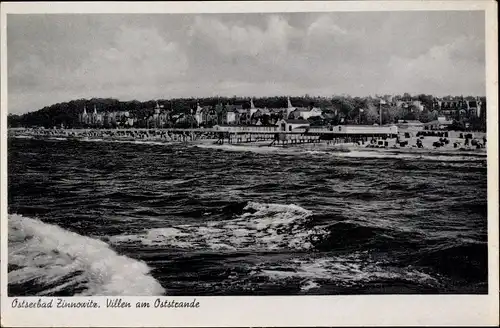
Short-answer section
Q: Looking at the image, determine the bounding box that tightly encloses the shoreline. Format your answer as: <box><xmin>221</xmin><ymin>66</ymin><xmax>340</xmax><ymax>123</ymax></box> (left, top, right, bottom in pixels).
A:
<box><xmin>195</xmin><ymin>141</ymin><xmax>487</xmax><ymax>158</ymax></box>
<box><xmin>8</xmin><ymin>129</ymin><xmax>487</xmax><ymax>158</ymax></box>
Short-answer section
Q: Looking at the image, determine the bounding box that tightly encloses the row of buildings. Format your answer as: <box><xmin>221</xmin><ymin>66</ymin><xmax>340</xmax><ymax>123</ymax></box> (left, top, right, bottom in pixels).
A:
<box><xmin>79</xmin><ymin>96</ymin><xmax>485</xmax><ymax>128</ymax></box>
<box><xmin>380</xmin><ymin>97</ymin><xmax>484</xmax><ymax>119</ymax></box>
<box><xmin>79</xmin><ymin>105</ymin><xmax>134</xmax><ymax>126</ymax></box>
<box><xmin>79</xmin><ymin>98</ymin><xmax>325</xmax><ymax>128</ymax></box>
<box><xmin>213</xmin><ymin>120</ymin><xmax>399</xmax><ymax>137</ymax></box>
<box><xmin>433</xmin><ymin>98</ymin><xmax>483</xmax><ymax>119</ymax></box>
<box><xmin>193</xmin><ymin>98</ymin><xmax>324</xmax><ymax>126</ymax></box>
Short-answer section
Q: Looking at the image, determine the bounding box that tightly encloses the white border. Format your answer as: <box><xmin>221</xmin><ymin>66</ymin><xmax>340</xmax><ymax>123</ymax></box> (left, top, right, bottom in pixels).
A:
<box><xmin>1</xmin><ymin>1</ymin><xmax>498</xmax><ymax>327</ymax></box>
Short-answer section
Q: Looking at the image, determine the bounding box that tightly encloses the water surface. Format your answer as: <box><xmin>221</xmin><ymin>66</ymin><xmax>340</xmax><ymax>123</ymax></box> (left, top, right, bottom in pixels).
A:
<box><xmin>8</xmin><ymin>137</ymin><xmax>488</xmax><ymax>296</ymax></box>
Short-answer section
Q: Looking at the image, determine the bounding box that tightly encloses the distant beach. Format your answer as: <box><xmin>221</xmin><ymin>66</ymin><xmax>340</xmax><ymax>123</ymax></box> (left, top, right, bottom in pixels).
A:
<box><xmin>8</xmin><ymin>128</ymin><xmax>487</xmax><ymax>159</ymax></box>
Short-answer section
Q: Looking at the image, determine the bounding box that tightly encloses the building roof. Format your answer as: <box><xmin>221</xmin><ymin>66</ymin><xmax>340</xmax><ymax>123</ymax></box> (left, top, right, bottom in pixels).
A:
<box><xmin>215</xmin><ymin>124</ymin><xmax>277</xmax><ymax>127</ymax></box>
<box><xmin>293</xmin><ymin>107</ymin><xmax>311</xmax><ymax>113</ymax></box>
<box><xmin>226</xmin><ymin>105</ymin><xmax>243</xmax><ymax>111</ymax></box>
<box><xmin>339</xmin><ymin>124</ymin><xmax>397</xmax><ymax>128</ymax></box>
<box><xmin>426</xmin><ymin>120</ymin><xmax>453</xmax><ymax>125</ymax></box>
<box><xmin>283</xmin><ymin>119</ymin><xmax>310</xmax><ymax>124</ymax></box>
<box><xmin>196</xmin><ymin>106</ymin><xmax>211</xmax><ymax>113</ymax></box>
<box><xmin>397</xmin><ymin>120</ymin><xmax>423</xmax><ymax>124</ymax></box>
<box><xmin>256</xmin><ymin>108</ymin><xmax>270</xmax><ymax>115</ymax></box>
<box><xmin>308</xmin><ymin>125</ymin><xmax>330</xmax><ymax>129</ymax></box>
<box><xmin>322</xmin><ymin>112</ymin><xmax>336</xmax><ymax>119</ymax></box>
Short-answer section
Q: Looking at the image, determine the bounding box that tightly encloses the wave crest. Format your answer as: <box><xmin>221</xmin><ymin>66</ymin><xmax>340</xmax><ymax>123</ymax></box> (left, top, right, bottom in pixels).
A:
<box><xmin>250</xmin><ymin>254</ymin><xmax>441</xmax><ymax>292</ymax></box>
<box><xmin>110</xmin><ymin>202</ymin><xmax>328</xmax><ymax>251</ymax></box>
<box><xmin>8</xmin><ymin>214</ymin><xmax>165</xmax><ymax>296</ymax></box>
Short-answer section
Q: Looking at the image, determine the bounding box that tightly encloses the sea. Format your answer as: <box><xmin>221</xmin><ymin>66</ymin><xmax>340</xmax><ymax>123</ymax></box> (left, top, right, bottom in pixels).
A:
<box><xmin>7</xmin><ymin>137</ymin><xmax>488</xmax><ymax>296</ymax></box>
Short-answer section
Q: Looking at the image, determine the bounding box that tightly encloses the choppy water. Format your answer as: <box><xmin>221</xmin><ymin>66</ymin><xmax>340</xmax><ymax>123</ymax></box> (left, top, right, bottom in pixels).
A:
<box><xmin>8</xmin><ymin>137</ymin><xmax>488</xmax><ymax>296</ymax></box>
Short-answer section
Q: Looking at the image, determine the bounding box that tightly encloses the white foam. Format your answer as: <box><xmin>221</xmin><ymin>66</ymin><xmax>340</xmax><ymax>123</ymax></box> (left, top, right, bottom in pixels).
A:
<box><xmin>300</xmin><ymin>280</ymin><xmax>320</xmax><ymax>291</ymax></box>
<box><xmin>194</xmin><ymin>143</ymin><xmax>291</xmax><ymax>155</ymax></box>
<box><xmin>25</xmin><ymin>136</ymin><xmax>176</xmax><ymax>147</ymax></box>
<box><xmin>8</xmin><ymin>214</ymin><xmax>165</xmax><ymax>296</ymax></box>
<box><xmin>253</xmin><ymin>255</ymin><xmax>439</xmax><ymax>288</ymax></box>
<box><xmin>194</xmin><ymin>143</ymin><xmax>485</xmax><ymax>162</ymax></box>
<box><xmin>336</xmin><ymin>150</ymin><xmax>485</xmax><ymax>162</ymax></box>
<box><xmin>109</xmin><ymin>202</ymin><xmax>328</xmax><ymax>251</ymax></box>
<box><xmin>77</xmin><ymin>138</ymin><xmax>175</xmax><ymax>147</ymax></box>
<box><xmin>10</xmin><ymin>135</ymin><xmax>34</xmax><ymax>139</ymax></box>
<box><xmin>118</xmin><ymin>140</ymin><xmax>173</xmax><ymax>146</ymax></box>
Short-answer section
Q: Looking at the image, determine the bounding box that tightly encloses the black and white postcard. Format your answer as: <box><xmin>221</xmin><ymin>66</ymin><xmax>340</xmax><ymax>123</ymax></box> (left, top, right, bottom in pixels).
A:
<box><xmin>1</xmin><ymin>1</ymin><xmax>498</xmax><ymax>327</ymax></box>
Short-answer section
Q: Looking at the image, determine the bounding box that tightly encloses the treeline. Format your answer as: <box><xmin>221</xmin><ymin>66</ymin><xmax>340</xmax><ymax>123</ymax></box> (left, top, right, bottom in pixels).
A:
<box><xmin>8</xmin><ymin>96</ymin><xmax>301</xmax><ymax>128</ymax></box>
<box><xmin>7</xmin><ymin>94</ymin><xmax>485</xmax><ymax>129</ymax></box>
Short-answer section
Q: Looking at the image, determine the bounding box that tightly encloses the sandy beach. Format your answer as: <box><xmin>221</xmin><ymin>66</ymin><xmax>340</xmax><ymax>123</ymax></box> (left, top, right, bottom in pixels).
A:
<box><xmin>192</xmin><ymin>135</ymin><xmax>487</xmax><ymax>157</ymax></box>
<box><xmin>8</xmin><ymin>128</ymin><xmax>487</xmax><ymax>158</ymax></box>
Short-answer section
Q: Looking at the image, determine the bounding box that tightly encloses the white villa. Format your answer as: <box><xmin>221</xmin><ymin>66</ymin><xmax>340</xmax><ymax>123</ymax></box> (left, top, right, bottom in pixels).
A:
<box><xmin>276</xmin><ymin>119</ymin><xmax>311</xmax><ymax>132</ymax></box>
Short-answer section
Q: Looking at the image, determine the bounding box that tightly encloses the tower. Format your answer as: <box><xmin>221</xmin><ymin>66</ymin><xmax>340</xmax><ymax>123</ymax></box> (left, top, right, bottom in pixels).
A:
<box><xmin>81</xmin><ymin>105</ymin><xmax>89</xmax><ymax>124</ymax></box>
<box><xmin>195</xmin><ymin>102</ymin><xmax>203</xmax><ymax>126</ymax></box>
<box><xmin>91</xmin><ymin>104</ymin><xmax>98</xmax><ymax>125</ymax></box>
<box><xmin>286</xmin><ymin>97</ymin><xmax>295</xmax><ymax>119</ymax></box>
<box><xmin>155</xmin><ymin>101</ymin><xmax>161</xmax><ymax>115</ymax></box>
<box><xmin>477</xmin><ymin>97</ymin><xmax>482</xmax><ymax>118</ymax></box>
<box><xmin>247</xmin><ymin>98</ymin><xmax>257</xmax><ymax>125</ymax></box>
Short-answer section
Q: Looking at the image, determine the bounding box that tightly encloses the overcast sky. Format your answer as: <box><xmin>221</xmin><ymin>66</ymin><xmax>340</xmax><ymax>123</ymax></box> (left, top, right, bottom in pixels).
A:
<box><xmin>8</xmin><ymin>11</ymin><xmax>485</xmax><ymax>114</ymax></box>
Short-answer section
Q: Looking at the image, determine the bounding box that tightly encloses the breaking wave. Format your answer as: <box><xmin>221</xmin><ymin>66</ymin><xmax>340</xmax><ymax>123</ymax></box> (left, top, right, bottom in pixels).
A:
<box><xmin>109</xmin><ymin>202</ymin><xmax>328</xmax><ymax>251</ymax></box>
<box><xmin>335</xmin><ymin>150</ymin><xmax>486</xmax><ymax>162</ymax></box>
<box><xmin>10</xmin><ymin>135</ymin><xmax>34</xmax><ymax>139</ymax></box>
<box><xmin>250</xmin><ymin>254</ymin><xmax>441</xmax><ymax>292</ymax></box>
<box><xmin>8</xmin><ymin>214</ymin><xmax>165</xmax><ymax>296</ymax></box>
<box><xmin>63</xmin><ymin>137</ymin><xmax>175</xmax><ymax>147</ymax></box>
<box><xmin>193</xmin><ymin>143</ymin><xmax>485</xmax><ymax>162</ymax></box>
<box><xmin>193</xmin><ymin>143</ymin><xmax>292</xmax><ymax>155</ymax></box>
